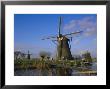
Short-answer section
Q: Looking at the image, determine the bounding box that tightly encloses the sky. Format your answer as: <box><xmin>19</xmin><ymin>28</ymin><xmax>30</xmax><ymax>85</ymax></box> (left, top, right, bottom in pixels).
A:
<box><xmin>14</xmin><ymin>14</ymin><xmax>97</xmax><ymax>58</ymax></box>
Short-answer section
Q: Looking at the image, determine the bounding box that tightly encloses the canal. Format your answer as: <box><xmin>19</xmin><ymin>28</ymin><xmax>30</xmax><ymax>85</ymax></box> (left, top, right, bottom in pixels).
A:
<box><xmin>14</xmin><ymin>62</ymin><xmax>97</xmax><ymax>76</ymax></box>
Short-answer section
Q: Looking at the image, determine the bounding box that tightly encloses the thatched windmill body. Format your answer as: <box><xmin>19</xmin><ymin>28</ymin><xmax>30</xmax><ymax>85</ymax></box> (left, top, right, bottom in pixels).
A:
<box><xmin>42</xmin><ymin>17</ymin><xmax>82</xmax><ymax>60</ymax></box>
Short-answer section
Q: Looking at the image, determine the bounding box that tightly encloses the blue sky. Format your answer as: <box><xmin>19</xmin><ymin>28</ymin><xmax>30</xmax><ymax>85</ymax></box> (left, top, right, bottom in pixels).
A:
<box><xmin>14</xmin><ymin>14</ymin><xmax>97</xmax><ymax>58</ymax></box>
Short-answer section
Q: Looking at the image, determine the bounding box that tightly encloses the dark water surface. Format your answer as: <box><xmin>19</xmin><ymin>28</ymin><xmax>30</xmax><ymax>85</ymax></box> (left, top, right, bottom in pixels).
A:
<box><xmin>14</xmin><ymin>62</ymin><xmax>97</xmax><ymax>76</ymax></box>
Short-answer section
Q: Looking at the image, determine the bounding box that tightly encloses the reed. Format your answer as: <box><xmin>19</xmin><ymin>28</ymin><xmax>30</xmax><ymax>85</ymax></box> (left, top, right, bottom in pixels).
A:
<box><xmin>14</xmin><ymin>58</ymin><xmax>94</xmax><ymax>70</ymax></box>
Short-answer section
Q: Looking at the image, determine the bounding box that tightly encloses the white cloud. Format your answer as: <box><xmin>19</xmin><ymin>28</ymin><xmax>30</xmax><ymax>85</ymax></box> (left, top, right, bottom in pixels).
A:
<box><xmin>64</xmin><ymin>20</ymin><xmax>77</xmax><ymax>30</ymax></box>
<box><xmin>73</xmin><ymin>39</ymin><xmax>80</xmax><ymax>45</ymax></box>
<box><xmin>63</xmin><ymin>16</ymin><xmax>97</xmax><ymax>37</ymax></box>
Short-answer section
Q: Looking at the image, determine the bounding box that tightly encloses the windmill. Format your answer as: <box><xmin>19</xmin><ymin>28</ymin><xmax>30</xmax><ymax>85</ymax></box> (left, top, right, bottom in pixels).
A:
<box><xmin>25</xmin><ymin>50</ymin><xmax>32</xmax><ymax>59</ymax></box>
<box><xmin>42</xmin><ymin>17</ymin><xmax>83</xmax><ymax>60</ymax></box>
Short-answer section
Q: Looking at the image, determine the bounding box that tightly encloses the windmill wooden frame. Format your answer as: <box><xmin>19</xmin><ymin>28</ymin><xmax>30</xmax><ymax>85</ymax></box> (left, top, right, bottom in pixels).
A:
<box><xmin>1</xmin><ymin>0</ymin><xmax>110</xmax><ymax>88</ymax></box>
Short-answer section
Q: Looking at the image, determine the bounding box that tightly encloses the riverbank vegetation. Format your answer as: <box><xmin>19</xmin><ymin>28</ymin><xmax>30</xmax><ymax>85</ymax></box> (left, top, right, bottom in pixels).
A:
<box><xmin>14</xmin><ymin>50</ymin><xmax>97</xmax><ymax>76</ymax></box>
<box><xmin>14</xmin><ymin>58</ymin><xmax>96</xmax><ymax>70</ymax></box>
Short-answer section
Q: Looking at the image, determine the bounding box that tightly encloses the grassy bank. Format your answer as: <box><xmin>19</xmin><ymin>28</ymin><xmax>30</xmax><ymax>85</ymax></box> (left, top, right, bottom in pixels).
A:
<box><xmin>14</xmin><ymin>58</ymin><xmax>95</xmax><ymax>70</ymax></box>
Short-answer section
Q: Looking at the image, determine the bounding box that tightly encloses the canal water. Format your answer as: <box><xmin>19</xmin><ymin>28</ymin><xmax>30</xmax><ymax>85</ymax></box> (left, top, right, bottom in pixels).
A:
<box><xmin>14</xmin><ymin>62</ymin><xmax>97</xmax><ymax>76</ymax></box>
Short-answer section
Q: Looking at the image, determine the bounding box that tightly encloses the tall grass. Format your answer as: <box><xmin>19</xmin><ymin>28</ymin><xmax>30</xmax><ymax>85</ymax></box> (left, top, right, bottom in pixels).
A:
<box><xmin>14</xmin><ymin>58</ymin><xmax>95</xmax><ymax>70</ymax></box>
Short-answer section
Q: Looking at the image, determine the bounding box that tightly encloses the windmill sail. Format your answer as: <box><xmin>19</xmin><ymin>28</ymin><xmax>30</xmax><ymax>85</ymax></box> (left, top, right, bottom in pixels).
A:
<box><xmin>64</xmin><ymin>31</ymin><xmax>83</xmax><ymax>36</ymax></box>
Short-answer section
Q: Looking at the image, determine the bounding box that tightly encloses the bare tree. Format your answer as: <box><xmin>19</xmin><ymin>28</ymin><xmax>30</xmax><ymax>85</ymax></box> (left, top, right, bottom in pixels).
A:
<box><xmin>21</xmin><ymin>53</ymin><xmax>26</xmax><ymax>59</ymax></box>
<box><xmin>14</xmin><ymin>51</ymin><xmax>26</xmax><ymax>60</ymax></box>
<box><xmin>14</xmin><ymin>51</ymin><xmax>21</xmax><ymax>60</ymax></box>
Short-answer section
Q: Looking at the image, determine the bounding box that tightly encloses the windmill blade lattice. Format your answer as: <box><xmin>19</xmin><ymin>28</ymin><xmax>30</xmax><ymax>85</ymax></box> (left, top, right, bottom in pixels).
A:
<box><xmin>41</xmin><ymin>36</ymin><xmax>57</xmax><ymax>40</ymax></box>
<box><xmin>64</xmin><ymin>31</ymin><xmax>83</xmax><ymax>37</ymax></box>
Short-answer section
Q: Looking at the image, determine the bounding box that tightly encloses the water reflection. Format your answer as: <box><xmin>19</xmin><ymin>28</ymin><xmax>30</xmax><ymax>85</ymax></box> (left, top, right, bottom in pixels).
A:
<box><xmin>14</xmin><ymin>62</ymin><xmax>97</xmax><ymax>76</ymax></box>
